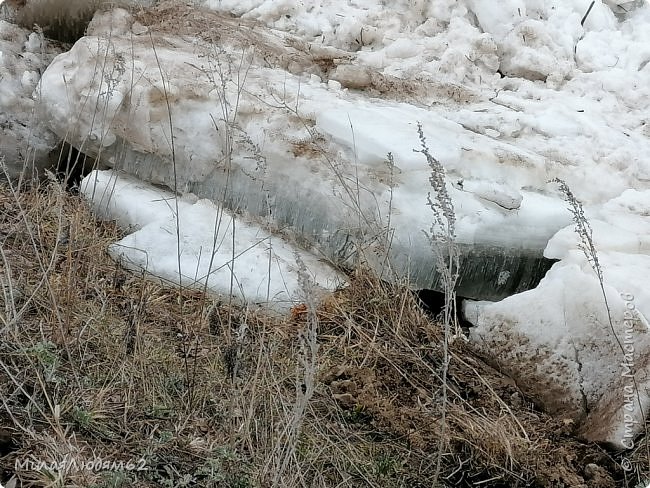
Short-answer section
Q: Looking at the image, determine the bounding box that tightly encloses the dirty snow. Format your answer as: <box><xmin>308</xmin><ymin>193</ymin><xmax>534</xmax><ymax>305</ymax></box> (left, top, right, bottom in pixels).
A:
<box><xmin>0</xmin><ymin>18</ymin><xmax>61</xmax><ymax>179</ymax></box>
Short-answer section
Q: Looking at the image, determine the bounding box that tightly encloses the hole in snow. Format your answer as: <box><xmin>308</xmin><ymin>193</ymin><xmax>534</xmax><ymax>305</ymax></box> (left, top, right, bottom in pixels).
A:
<box><xmin>416</xmin><ymin>289</ymin><xmax>473</xmax><ymax>331</ymax></box>
<box><xmin>49</xmin><ymin>141</ymin><xmax>99</xmax><ymax>191</ymax></box>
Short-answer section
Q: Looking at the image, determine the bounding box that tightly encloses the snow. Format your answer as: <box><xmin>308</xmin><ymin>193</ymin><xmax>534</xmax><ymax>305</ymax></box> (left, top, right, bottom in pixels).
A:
<box><xmin>80</xmin><ymin>169</ymin><xmax>344</xmax><ymax>310</ymax></box>
<box><xmin>0</xmin><ymin>18</ymin><xmax>61</xmax><ymax>179</ymax></box>
<box><xmin>2</xmin><ymin>0</ymin><xmax>650</xmax><ymax>445</ymax></box>
<box><xmin>466</xmin><ymin>185</ymin><xmax>650</xmax><ymax>446</ymax></box>
<box><xmin>465</xmin><ymin>249</ymin><xmax>650</xmax><ymax>445</ymax></box>
<box><xmin>35</xmin><ymin>25</ymin><xmax>574</xmax><ymax>301</ymax></box>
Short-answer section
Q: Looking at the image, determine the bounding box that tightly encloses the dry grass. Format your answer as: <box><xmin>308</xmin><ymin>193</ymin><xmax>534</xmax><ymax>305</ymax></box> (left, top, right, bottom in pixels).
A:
<box><xmin>0</xmin><ymin>179</ymin><xmax>635</xmax><ymax>487</ymax></box>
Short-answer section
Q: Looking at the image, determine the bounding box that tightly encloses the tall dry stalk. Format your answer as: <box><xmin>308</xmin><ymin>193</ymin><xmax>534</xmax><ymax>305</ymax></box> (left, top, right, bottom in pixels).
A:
<box><xmin>416</xmin><ymin>123</ymin><xmax>459</xmax><ymax>484</ymax></box>
<box><xmin>269</xmin><ymin>254</ymin><xmax>319</xmax><ymax>486</ymax></box>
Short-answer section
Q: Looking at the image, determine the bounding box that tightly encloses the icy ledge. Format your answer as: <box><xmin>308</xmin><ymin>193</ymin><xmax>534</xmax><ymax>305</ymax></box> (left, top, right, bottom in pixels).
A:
<box><xmin>80</xmin><ymin>170</ymin><xmax>345</xmax><ymax>310</ymax></box>
<box><xmin>36</xmin><ymin>22</ymin><xmax>568</xmax><ymax>301</ymax></box>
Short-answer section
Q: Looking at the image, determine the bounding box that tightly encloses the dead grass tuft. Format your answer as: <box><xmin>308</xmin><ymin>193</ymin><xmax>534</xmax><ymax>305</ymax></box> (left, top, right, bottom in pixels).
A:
<box><xmin>133</xmin><ymin>1</ymin><xmax>349</xmax><ymax>82</ymax></box>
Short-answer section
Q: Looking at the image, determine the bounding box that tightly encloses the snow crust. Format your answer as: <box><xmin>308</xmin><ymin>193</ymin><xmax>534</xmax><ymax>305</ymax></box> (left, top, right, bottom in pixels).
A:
<box><xmin>35</xmin><ymin>12</ymin><xmax>578</xmax><ymax>300</ymax></box>
<box><xmin>81</xmin><ymin>169</ymin><xmax>344</xmax><ymax>310</ymax></box>
<box><xmin>466</xmin><ymin>210</ymin><xmax>650</xmax><ymax>444</ymax></box>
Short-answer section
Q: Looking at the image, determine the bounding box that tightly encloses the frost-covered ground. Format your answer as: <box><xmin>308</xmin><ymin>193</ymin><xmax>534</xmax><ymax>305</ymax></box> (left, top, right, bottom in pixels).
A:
<box><xmin>2</xmin><ymin>0</ymin><xmax>650</xmax><ymax>446</ymax></box>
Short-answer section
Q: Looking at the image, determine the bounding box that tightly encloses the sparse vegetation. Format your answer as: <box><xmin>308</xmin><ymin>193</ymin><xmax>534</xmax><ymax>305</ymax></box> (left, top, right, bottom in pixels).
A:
<box><xmin>0</xmin><ymin>174</ymin><xmax>634</xmax><ymax>487</ymax></box>
<box><xmin>414</xmin><ymin>124</ymin><xmax>460</xmax><ymax>485</ymax></box>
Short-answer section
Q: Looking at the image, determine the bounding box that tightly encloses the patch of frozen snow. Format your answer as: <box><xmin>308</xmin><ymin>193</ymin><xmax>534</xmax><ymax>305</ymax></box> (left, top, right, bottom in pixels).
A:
<box><xmin>38</xmin><ymin>30</ymin><xmax>573</xmax><ymax>300</ymax></box>
<box><xmin>81</xmin><ymin>169</ymin><xmax>345</xmax><ymax>310</ymax></box>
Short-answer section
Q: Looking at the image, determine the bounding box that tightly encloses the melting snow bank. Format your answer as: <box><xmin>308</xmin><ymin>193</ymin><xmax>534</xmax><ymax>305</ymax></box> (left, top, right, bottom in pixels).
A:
<box><xmin>465</xmin><ymin>188</ymin><xmax>650</xmax><ymax>446</ymax></box>
<box><xmin>36</xmin><ymin>9</ymin><xmax>572</xmax><ymax>301</ymax></box>
<box><xmin>80</xmin><ymin>170</ymin><xmax>345</xmax><ymax>311</ymax></box>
